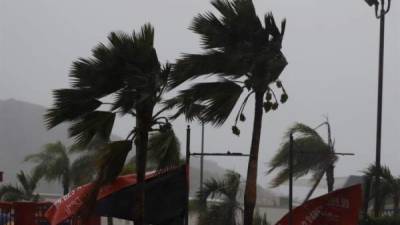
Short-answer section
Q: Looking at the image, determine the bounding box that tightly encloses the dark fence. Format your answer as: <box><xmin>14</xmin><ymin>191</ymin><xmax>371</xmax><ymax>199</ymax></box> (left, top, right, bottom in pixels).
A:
<box><xmin>0</xmin><ymin>201</ymin><xmax>100</xmax><ymax>225</ymax></box>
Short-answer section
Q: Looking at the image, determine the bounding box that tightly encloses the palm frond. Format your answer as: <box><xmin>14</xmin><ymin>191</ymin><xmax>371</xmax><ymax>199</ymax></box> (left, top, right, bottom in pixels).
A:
<box><xmin>45</xmin><ymin>89</ymin><xmax>102</xmax><ymax>129</ymax></box>
<box><xmin>284</xmin><ymin>123</ymin><xmax>323</xmax><ymax>141</ymax></box>
<box><xmin>96</xmin><ymin>140</ymin><xmax>133</xmax><ymax>185</ymax></box>
<box><xmin>197</xmin><ymin>170</ymin><xmax>241</xmax><ymax>225</ymax></box>
<box><xmin>25</xmin><ymin>142</ymin><xmax>70</xmax><ymax>182</ymax></box>
<box><xmin>169</xmin><ymin>51</ymin><xmax>249</xmax><ymax>89</ymax></box>
<box><xmin>148</xmin><ymin>128</ymin><xmax>181</xmax><ymax>170</ymax></box>
<box><xmin>16</xmin><ymin>171</ymin><xmax>34</xmax><ymax>195</ymax></box>
<box><xmin>0</xmin><ymin>184</ymin><xmax>25</xmax><ymax>201</ymax></box>
<box><xmin>164</xmin><ymin>97</ymin><xmax>205</xmax><ymax>122</ymax></box>
<box><xmin>70</xmin><ymin>153</ymin><xmax>96</xmax><ymax>187</ymax></box>
<box><xmin>268</xmin><ymin>131</ymin><xmax>335</xmax><ymax>187</ymax></box>
<box><xmin>69</xmin><ymin>111</ymin><xmax>115</xmax><ymax>148</ymax></box>
<box><xmin>79</xmin><ymin>140</ymin><xmax>132</xmax><ymax>219</ymax></box>
<box><xmin>171</xmin><ymin>80</ymin><xmax>243</xmax><ymax>126</ymax></box>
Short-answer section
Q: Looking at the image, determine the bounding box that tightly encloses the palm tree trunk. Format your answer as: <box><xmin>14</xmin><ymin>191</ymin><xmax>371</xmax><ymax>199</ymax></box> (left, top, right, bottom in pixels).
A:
<box><xmin>62</xmin><ymin>174</ymin><xmax>70</xmax><ymax>195</ymax></box>
<box><xmin>243</xmin><ymin>92</ymin><xmax>264</xmax><ymax>225</ymax></box>
<box><xmin>326</xmin><ymin>165</ymin><xmax>334</xmax><ymax>193</ymax></box>
<box><xmin>393</xmin><ymin>195</ymin><xmax>399</xmax><ymax>216</ymax></box>
<box><xmin>107</xmin><ymin>217</ymin><xmax>114</xmax><ymax>225</ymax></box>
<box><xmin>303</xmin><ymin>171</ymin><xmax>325</xmax><ymax>203</ymax></box>
<box><xmin>134</xmin><ymin>104</ymin><xmax>154</xmax><ymax>225</ymax></box>
<box><xmin>362</xmin><ymin>177</ymin><xmax>371</xmax><ymax>218</ymax></box>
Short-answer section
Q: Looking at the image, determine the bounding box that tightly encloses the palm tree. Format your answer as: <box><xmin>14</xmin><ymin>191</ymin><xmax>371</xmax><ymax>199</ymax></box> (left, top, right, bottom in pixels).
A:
<box><xmin>167</xmin><ymin>1</ymin><xmax>288</xmax><ymax>224</ymax></box>
<box><xmin>267</xmin><ymin>123</ymin><xmax>338</xmax><ymax>201</ymax></box>
<box><xmin>0</xmin><ymin>171</ymin><xmax>40</xmax><ymax>202</ymax></box>
<box><xmin>24</xmin><ymin>141</ymin><xmax>95</xmax><ymax>195</ymax></box>
<box><xmin>362</xmin><ymin>164</ymin><xmax>400</xmax><ymax>216</ymax></box>
<box><xmin>121</xmin><ymin>129</ymin><xmax>181</xmax><ymax>174</ymax></box>
<box><xmin>45</xmin><ymin>24</ymin><xmax>177</xmax><ymax>225</ymax></box>
<box><xmin>253</xmin><ymin>210</ymin><xmax>269</xmax><ymax>225</ymax></box>
<box><xmin>196</xmin><ymin>171</ymin><xmax>242</xmax><ymax>225</ymax></box>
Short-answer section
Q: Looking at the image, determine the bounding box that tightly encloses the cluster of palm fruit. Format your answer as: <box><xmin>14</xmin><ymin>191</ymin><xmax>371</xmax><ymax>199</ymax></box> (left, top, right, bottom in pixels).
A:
<box><xmin>231</xmin><ymin>80</ymin><xmax>288</xmax><ymax>136</ymax></box>
<box><xmin>263</xmin><ymin>80</ymin><xmax>288</xmax><ymax>113</ymax></box>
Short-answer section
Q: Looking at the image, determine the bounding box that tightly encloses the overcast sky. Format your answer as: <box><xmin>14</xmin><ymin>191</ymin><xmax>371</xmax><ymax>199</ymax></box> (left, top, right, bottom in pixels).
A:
<box><xmin>1</xmin><ymin>0</ymin><xmax>399</xmax><ymax>196</ymax></box>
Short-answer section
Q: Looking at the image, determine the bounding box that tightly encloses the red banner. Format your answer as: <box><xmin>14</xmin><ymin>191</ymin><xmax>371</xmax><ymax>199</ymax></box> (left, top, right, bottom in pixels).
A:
<box><xmin>275</xmin><ymin>184</ymin><xmax>362</xmax><ymax>225</ymax></box>
<box><xmin>45</xmin><ymin>170</ymin><xmax>160</xmax><ymax>225</ymax></box>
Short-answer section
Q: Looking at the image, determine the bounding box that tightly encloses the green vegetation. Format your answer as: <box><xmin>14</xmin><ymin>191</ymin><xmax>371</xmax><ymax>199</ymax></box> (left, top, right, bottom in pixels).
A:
<box><xmin>168</xmin><ymin>0</ymin><xmax>288</xmax><ymax>224</ymax></box>
<box><xmin>362</xmin><ymin>164</ymin><xmax>400</xmax><ymax>217</ymax></box>
<box><xmin>267</xmin><ymin>122</ymin><xmax>337</xmax><ymax>201</ymax></box>
<box><xmin>196</xmin><ymin>171</ymin><xmax>242</xmax><ymax>225</ymax></box>
<box><xmin>0</xmin><ymin>171</ymin><xmax>40</xmax><ymax>202</ymax></box>
<box><xmin>253</xmin><ymin>210</ymin><xmax>269</xmax><ymax>225</ymax></box>
<box><xmin>25</xmin><ymin>141</ymin><xmax>96</xmax><ymax>195</ymax></box>
<box><xmin>45</xmin><ymin>24</ymin><xmax>178</xmax><ymax>225</ymax></box>
<box><xmin>360</xmin><ymin>216</ymin><xmax>400</xmax><ymax>225</ymax></box>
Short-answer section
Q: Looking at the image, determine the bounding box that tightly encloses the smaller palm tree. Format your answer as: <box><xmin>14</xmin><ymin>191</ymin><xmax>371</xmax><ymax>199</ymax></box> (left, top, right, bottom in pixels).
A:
<box><xmin>196</xmin><ymin>171</ymin><xmax>242</xmax><ymax>225</ymax></box>
<box><xmin>25</xmin><ymin>141</ymin><xmax>95</xmax><ymax>195</ymax></box>
<box><xmin>267</xmin><ymin>122</ymin><xmax>337</xmax><ymax>201</ymax></box>
<box><xmin>0</xmin><ymin>171</ymin><xmax>40</xmax><ymax>202</ymax></box>
<box><xmin>362</xmin><ymin>164</ymin><xmax>400</xmax><ymax>216</ymax></box>
<box><xmin>253</xmin><ymin>210</ymin><xmax>269</xmax><ymax>225</ymax></box>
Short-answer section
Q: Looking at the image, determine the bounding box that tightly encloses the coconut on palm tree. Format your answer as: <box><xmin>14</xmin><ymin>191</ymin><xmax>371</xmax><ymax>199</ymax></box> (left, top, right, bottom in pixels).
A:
<box><xmin>267</xmin><ymin>122</ymin><xmax>337</xmax><ymax>201</ymax></box>
<box><xmin>45</xmin><ymin>24</ymin><xmax>178</xmax><ymax>225</ymax></box>
<box><xmin>168</xmin><ymin>1</ymin><xmax>288</xmax><ymax>224</ymax></box>
<box><xmin>24</xmin><ymin>141</ymin><xmax>96</xmax><ymax>195</ymax></box>
<box><xmin>196</xmin><ymin>171</ymin><xmax>242</xmax><ymax>225</ymax></box>
<box><xmin>0</xmin><ymin>171</ymin><xmax>40</xmax><ymax>202</ymax></box>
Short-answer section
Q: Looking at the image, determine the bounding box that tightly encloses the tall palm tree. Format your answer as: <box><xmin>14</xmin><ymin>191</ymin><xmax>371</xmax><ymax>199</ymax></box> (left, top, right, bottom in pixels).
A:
<box><xmin>0</xmin><ymin>171</ymin><xmax>40</xmax><ymax>202</ymax></box>
<box><xmin>24</xmin><ymin>141</ymin><xmax>95</xmax><ymax>195</ymax></box>
<box><xmin>267</xmin><ymin>123</ymin><xmax>338</xmax><ymax>200</ymax></box>
<box><xmin>196</xmin><ymin>171</ymin><xmax>242</xmax><ymax>225</ymax></box>
<box><xmin>167</xmin><ymin>1</ymin><xmax>288</xmax><ymax>224</ymax></box>
<box><xmin>45</xmin><ymin>24</ymin><xmax>177</xmax><ymax>225</ymax></box>
<box><xmin>362</xmin><ymin>164</ymin><xmax>400</xmax><ymax>216</ymax></box>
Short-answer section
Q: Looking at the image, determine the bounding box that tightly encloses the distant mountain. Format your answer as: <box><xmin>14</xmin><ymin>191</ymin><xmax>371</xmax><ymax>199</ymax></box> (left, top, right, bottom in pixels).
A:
<box><xmin>0</xmin><ymin>99</ymin><xmax>276</xmax><ymax>204</ymax></box>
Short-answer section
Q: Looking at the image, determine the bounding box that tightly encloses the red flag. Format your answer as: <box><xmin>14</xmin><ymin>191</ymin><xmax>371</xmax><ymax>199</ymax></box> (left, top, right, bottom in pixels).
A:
<box><xmin>275</xmin><ymin>184</ymin><xmax>363</xmax><ymax>225</ymax></box>
<box><xmin>45</xmin><ymin>166</ymin><xmax>187</xmax><ymax>225</ymax></box>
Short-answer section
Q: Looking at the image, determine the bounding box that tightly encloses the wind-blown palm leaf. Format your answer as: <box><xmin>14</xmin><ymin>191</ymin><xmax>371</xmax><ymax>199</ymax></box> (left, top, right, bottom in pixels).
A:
<box><xmin>268</xmin><ymin>123</ymin><xmax>337</xmax><ymax>187</ymax></box>
<box><xmin>45</xmin><ymin>89</ymin><xmax>102</xmax><ymax>129</ymax></box>
<box><xmin>81</xmin><ymin>140</ymin><xmax>133</xmax><ymax>218</ymax></box>
<box><xmin>96</xmin><ymin>141</ymin><xmax>133</xmax><ymax>185</ymax></box>
<box><xmin>169</xmin><ymin>51</ymin><xmax>250</xmax><ymax>89</ymax></box>
<box><xmin>283</xmin><ymin>123</ymin><xmax>322</xmax><ymax>141</ymax></box>
<box><xmin>0</xmin><ymin>171</ymin><xmax>40</xmax><ymax>202</ymax></box>
<box><xmin>25</xmin><ymin>142</ymin><xmax>70</xmax><ymax>182</ymax></box>
<box><xmin>197</xmin><ymin>171</ymin><xmax>241</xmax><ymax>225</ymax></box>
<box><xmin>362</xmin><ymin>164</ymin><xmax>400</xmax><ymax>215</ymax></box>
<box><xmin>69</xmin><ymin>111</ymin><xmax>116</xmax><ymax>148</ymax></box>
<box><xmin>70</xmin><ymin>153</ymin><xmax>97</xmax><ymax>187</ymax></box>
<box><xmin>0</xmin><ymin>185</ymin><xmax>25</xmax><ymax>201</ymax></box>
<box><xmin>148</xmin><ymin>129</ymin><xmax>181</xmax><ymax>170</ymax></box>
<box><xmin>170</xmin><ymin>80</ymin><xmax>243</xmax><ymax>126</ymax></box>
<box><xmin>25</xmin><ymin>141</ymin><xmax>96</xmax><ymax>194</ymax></box>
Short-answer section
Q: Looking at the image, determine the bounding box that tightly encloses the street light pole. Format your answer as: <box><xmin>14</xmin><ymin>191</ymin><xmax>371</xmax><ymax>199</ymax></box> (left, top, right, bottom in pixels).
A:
<box><xmin>363</xmin><ymin>0</ymin><xmax>391</xmax><ymax>217</ymax></box>
<box><xmin>200</xmin><ymin>122</ymin><xmax>205</xmax><ymax>193</ymax></box>
<box><xmin>288</xmin><ymin>133</ymin><xmax>294</xmax><ymax>225</ymax></box>
<box><xmin>185</xmin><ymin>125</ymin><xmax>191</xmax><ymax>225</ymax></box>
